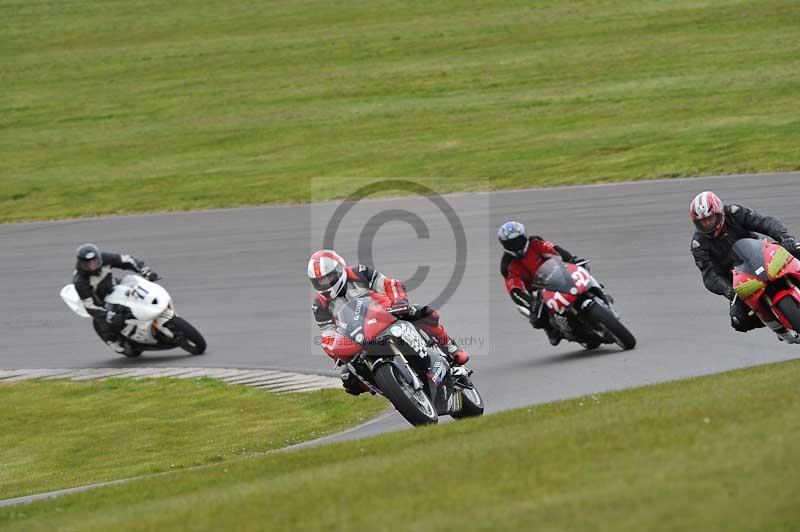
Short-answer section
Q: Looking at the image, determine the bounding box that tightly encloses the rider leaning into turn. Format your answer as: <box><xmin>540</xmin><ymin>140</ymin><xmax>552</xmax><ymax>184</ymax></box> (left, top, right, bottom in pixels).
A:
<box><xmin>308</xmin><ymin>249</ymin><xmax>469</xmax><ymax>395</ymax></box>
<box><xmin>498</xmin><ymin>221</ymin><xmax>585</xmax><ymax>346</ymax></box>
<box><xmin>73</xmin><ymin>243</ymin><xmax>159</xmax><ymax>354</ymax></box>
<box><xmin>689</xmin><ymin>191</ymin><xmax>800</xmax><ymax>335</ymax></box>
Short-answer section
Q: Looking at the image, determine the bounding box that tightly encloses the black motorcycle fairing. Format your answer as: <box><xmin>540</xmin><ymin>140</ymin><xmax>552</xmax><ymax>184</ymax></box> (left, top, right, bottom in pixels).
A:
<box><xmin>365</xmin><ymin>322</ymin><xmax>455</xmax><ymax>414</ymax></box>
<box><xmin>426</xmin><ymin>348</ymin><xmax>455</xmax><ymax>415</ymax></box>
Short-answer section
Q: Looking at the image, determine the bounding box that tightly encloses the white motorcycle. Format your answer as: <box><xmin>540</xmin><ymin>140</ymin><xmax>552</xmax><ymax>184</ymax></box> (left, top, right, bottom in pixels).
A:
<box><xmin>60</xmin><ymin>275</ymin><xmax>207</xmax><ymax>358</ymax></box>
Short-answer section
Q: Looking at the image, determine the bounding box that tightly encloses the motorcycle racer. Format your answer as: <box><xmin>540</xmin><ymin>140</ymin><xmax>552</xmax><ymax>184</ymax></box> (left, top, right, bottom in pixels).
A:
<box><xmin>690</xmin><ymin>191</ymin><xmax>800</xmax><ymax>333</ymax></box>
<box><xmin>498</xmin><ymin>221</ymin><xmax>585</xmax><ymax>346</ymax></box>
<box><xmin>73</xmin><ymin>243</ymin><xmax>159</xmax><ymax>354</ymax></box>
<box><xmin>308</xmin><ymin>249</ymin><xmax>469</xmax><ymax>395</ymax></box>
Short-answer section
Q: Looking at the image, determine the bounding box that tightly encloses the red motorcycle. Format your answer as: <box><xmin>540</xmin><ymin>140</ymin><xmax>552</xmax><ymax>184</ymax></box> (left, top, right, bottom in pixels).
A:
<box><xmin>531</xmin><ymin>258</ymin><xmax>636</xmax><ymax>350</ymax></box>
<box><xmin>732</xmin><ymin>238</ymin><xmax>800</xmax><ymax>343</ymax></box>
<box><xmin>329</xmin><ymin>296</ymin><xmax>484</xmax><ymax>426</ymax></box>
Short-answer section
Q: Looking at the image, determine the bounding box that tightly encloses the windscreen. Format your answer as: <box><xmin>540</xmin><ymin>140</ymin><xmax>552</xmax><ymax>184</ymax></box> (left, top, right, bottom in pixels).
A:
<box><xmin>335</xmin><ymin>297</ymin><xmax>377</xmax><ymax>343</ymax></box>
<box><xmin>533</xmin><ymin>258</ymin><xmax>574</xmax><ymax>292</ymax></box>
<box><xmin>732</xmin><ymin>239</ymin><xmax>767</xmax><ymax>277</ymax></box>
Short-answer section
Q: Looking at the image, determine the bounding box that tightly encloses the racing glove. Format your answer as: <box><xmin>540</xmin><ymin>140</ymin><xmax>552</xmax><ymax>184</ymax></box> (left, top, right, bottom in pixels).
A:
<box><xmin>139</xmin><ymin>266</ymin><xmax>159</xmax><ymax>281</ymax></box>
<box><xmin>340</xmin><ymin>368</ymin><xmax>365</xmax><ymax>396</ymax></box>
<box><xmin>388</xmin><ymin>298</ymin><xmax>410</xmax><ymax>314</ymax></box>
<box><xmin>781</xmin><ymin>236</ymin><xmax>800</xmax><ymax>259</ymax></box>
<box><xmin>106</xmin><ymin>307</ymin><xmax>132</xmax><ymax>327</ymax></box>
<box><xmin>725</xmin><ymin>286</ymin><xmax>737</xmax><ymax>302</ymax></box>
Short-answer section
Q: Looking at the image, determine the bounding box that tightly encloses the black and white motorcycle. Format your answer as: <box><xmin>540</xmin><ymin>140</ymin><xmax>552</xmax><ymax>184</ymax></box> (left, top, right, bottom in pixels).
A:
<box><xmin>60</xmin><ymin>274</ymin><xmax>206</xmax><ymax>358</ymax></box>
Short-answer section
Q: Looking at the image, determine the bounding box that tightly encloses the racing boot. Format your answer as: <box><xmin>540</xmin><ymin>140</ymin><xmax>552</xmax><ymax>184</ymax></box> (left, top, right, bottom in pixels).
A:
<box><xmin>414</xmin><ymin>308</ymin><xmax>470</xmax><ymax>365</ymax></box>
<box><xmin>443</xmin><ymin>341</ymin><xmax>470</xmax><ymax>366</ymax></box>
<box><xmin>777</xmin><ymin>328</ymin><xmax>800</xmax><ymax>344</ymax></box>
<box><xmin>107</xmin><ymin>339</ymin><xmax>127</xmax><ymax>354</ymax></box>
<box><xmin>546</xmin><ymin>328</ymin><xmax>562</xmax><ymax>346</ymax></box>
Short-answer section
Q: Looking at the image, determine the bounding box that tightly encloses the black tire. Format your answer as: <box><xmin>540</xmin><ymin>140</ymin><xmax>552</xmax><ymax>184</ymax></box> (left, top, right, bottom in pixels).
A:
<box><xmin>122</xmin><ymin>346</ymin><xmax>143</xmax><ymax>358</ymax></box>
<box><xmin>584</xmin><ymin>302</ymin><xmax>636</xmax><ymax>350</ymax></box>
<box><xmin>167</xmin><ymin>317</ymin><xmax>207</xmax><ymax>355</ymax></box>
<box><xmin>776</xmin><ymin>297</ymin><xmax>800</xmax><ymax>331</ymax></box>
<box><xmin>451</xmin><ymin>386</ymin><xmax>485</xmax><ymax>419</ymax></box>
<box><xmin>374</xmin><ymin>363</ymin><xmax>438</xmax><ymax>427</ymax></box>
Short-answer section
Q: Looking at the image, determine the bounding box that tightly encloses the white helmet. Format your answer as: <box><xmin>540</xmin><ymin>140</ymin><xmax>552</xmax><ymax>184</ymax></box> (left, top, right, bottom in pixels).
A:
<box><xmin>307</xmin><ymin>249</ymin><xmax>347</xmax><ymax>298</ymax></box>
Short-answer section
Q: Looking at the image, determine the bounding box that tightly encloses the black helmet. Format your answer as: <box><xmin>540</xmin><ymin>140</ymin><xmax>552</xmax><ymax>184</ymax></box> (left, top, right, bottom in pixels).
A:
<box><xmin>76</xmin><ymin>244</ymin><xmax>103</xmax><ymax>274</ymax></box>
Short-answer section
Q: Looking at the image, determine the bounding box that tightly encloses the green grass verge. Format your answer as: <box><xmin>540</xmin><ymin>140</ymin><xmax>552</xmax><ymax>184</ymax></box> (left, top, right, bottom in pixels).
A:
<box><xmin>3</xmin><ymin>0</ymin><xmax>800</xmax><ymax>222</ymax></box>
<box><xmin>0</xmin><ymin>378</ymin><xmax>384</xmax><ymax>500</ymax></box>
<box><xmin>2</xmin><ymin>360</ymin><xmax>799</xmax><ymax>531</ymax></box>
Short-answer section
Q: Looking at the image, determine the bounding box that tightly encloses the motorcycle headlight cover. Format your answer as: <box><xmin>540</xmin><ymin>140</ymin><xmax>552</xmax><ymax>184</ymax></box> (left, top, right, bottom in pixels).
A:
<box><xmin>768</xmin><ymin>246</ymin><xmax>791</xmax><ymax>279</ymax></box>
<box><xmin>734</xmin><ymin>278</ymin><xmax>766</xmax><ymax>298</ymax></box>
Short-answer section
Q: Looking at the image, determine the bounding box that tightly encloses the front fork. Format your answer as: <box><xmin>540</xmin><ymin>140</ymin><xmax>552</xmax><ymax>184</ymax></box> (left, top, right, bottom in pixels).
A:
<box><xmin>152</xmin><ymin>305</ymin><xmax>177</xmax><ymax>338</ymax></box>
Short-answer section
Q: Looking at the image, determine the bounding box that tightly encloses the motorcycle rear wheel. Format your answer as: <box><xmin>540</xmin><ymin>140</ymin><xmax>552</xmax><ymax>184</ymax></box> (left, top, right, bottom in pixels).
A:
<box><xmin>374</xmin><ymin>363</ymin><xmax>438</xmax><ymax>426</ymax></box>
<box><xmin>585</xmin><ymin>302</ymin><xmax>636</xmax><ymax>350</ymax></box>
<box><xmin>166</xmin><ymin>317</ymin><xmax>207</xmax><ymax>355</ymax></box>
<box><xmin>776</xmin><ymin>297</ymin><xmax>800</xmax><ymax>331</ymax></box>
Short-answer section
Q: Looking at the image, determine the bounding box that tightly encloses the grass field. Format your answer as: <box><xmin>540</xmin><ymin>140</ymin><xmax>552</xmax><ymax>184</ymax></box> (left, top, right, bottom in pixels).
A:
<box><xmin>0</xmin><ymin>378</ymin><xmax>384</xmax><ymax>500</ymax></box>
<box><xmin>1</xmin><ymin>360</ymin><xmax>798</xmax><ymax>531</ymax></box>
<box><xmin>3</xmin><ymin>0</ymin><xmax>799</xmax><ymax>222</ymax></box>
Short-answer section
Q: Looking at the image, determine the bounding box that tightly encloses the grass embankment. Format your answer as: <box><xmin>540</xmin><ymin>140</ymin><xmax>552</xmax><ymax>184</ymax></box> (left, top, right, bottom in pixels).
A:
<box><xmin>2</xmin><ymin>360</ymin><xmax>799</xmax><ymax>531</ymax></box>
<box><xmin>3</xmin><ymin>0</ymin><xmax>800</xmax><ymax>221</ymax></box>
<box><xmin>0</xmin><ymin>378</ymin><xmax>384</xmax><ymax>500</ymax></box>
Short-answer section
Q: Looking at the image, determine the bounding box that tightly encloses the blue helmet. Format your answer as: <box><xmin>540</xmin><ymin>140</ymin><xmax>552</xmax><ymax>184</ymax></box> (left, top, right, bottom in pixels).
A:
<box><xmin>498</xmin><ymin>221</ymin><xmax>529</xmax><ymax>258</ymax></box>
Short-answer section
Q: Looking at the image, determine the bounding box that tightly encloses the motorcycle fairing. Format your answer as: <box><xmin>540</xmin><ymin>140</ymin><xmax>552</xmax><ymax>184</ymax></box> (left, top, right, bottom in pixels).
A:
<box><xmin>331</xmin><ymin>297</ymin><xmax>398</xmax><ymax>360</ymax></box>
<box><xmin>733</xmin><ymin>239</ymin><xmax>800</xmax><ymax>330</ymax></box>
<box><xmin>536</xmin><ymin>258</ymin><xmax>595</xmax><ymax>315</ymax></box>
<box><xmin>60</xmin><ymin>284</ymin><xmax>90</xmax><ymax>318</ymax></box>
<box><xmin>106</xmin><ymin>276</ymin><xmax>172</xmax><ymax>322</ymax></box>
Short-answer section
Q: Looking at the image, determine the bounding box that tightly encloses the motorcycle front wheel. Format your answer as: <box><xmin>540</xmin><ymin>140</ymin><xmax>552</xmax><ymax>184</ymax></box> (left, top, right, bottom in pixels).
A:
<box><xmin>165</xmin><ymin>317</ymin><xmax>207</xmax><ymax>355</ymax></box>
<box><xmin>584</xmin><ymin>302</ymin><xmax>636</xmax><ymax>350</ymax></box>
<box><xmin>374</xmin><ymin>363</ymin><xmax>438</xmax><ymax>426</ymax></box>
<box><xmin>776</xmin><ymin>297</ymin><xmax>800</xmax><ymax>332</ymax></box>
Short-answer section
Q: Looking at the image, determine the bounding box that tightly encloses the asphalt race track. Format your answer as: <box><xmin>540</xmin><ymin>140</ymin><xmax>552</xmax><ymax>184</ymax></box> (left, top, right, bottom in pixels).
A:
<box><xmin>2</xmin><ymin>173</ymin><xmax>799</xmax><ymax>441</ymax></box>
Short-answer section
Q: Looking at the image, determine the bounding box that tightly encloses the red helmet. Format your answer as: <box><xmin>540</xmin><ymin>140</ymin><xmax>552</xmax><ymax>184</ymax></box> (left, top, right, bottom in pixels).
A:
<box><xmin>690</xmin><ymin>191</ymin><xmax>725</xmax><ymax>237</ymax></box>
<box><xmin>307</xmin><ymin>250</ymin><xmax>347</xmax><ymax>298</ymax></box>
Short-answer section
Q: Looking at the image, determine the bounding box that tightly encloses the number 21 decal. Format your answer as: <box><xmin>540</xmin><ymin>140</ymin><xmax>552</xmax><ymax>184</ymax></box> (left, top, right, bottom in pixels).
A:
<box><xmin>546</xmin><ymin>292</ymin><xmax>571</xmax><ymax>314</ymax></box>
<box><xmin>571</xmin><ymin>267</ymin><xmax>591</xmax><ymax>288</ymax></box>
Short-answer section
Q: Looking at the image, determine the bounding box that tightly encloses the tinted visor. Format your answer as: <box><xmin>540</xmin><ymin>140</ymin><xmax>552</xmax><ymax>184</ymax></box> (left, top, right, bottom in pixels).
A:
<box><xmin>694</xmin><ymin>213</ymin><xmax>723</xmax><ymax>234</ymax></box>
<box><xmin>78</xmin><ymin>257</ymin><xmax>102</xmax><ymax>273</ymax></box>
<box><xmin>311</xmin><ymin>264</ymin><xmax>343</xmax><ymax>292</ymax></box>
<box><xmin>502</xmin><ymin>235</ymin><xmax>528</xmax><ymax>256</ymax></box>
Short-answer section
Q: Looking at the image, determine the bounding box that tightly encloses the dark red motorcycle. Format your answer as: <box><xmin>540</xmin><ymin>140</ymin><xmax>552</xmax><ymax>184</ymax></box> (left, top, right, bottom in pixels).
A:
<box><xmin>732</xmin><ymin>238</ymin><xmax>800</xmax><ymax>343</ymax></box>
<box><xmin>531</xmin><ymin>258</ymin><xmax>636</xmax><ymax>350</ymax></box>
<box><xmin>329</xmin><ymin>296</ymin><xmax>484</xmax><ymax>426</ymax></box>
